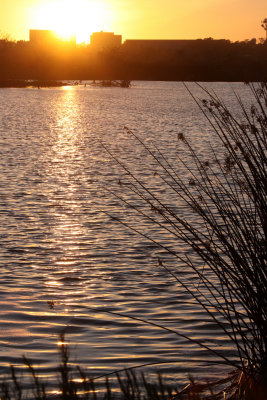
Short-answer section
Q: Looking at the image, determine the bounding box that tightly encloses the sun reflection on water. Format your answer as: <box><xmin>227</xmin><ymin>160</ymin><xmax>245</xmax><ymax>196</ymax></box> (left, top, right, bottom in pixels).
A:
<box><xmin>42</xmin><ymin>89</ymin><xmax>89</xmax><ymax>300</ymax></box>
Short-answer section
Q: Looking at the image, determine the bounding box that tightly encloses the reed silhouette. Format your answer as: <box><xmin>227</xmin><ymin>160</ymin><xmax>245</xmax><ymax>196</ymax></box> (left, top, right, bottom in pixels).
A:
<box><xmin>0</xmin><ymin>333</ymin><xmax>179</xmax><ymax>400</ymax></box>
<box><xmin>101</xmin><ymin>82</ymin><xmax>267</xmax><ymax>399</ymax></box>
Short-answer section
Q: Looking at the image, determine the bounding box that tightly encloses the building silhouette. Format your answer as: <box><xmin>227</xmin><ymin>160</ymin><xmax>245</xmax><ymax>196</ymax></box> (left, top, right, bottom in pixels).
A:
<box><xmin>29</xmin><ymin>30</ymin><xmax>58</xmax><ymax>45</ymax></box>
<box><xmin>123</xmin><ymin>39</ymin><xmax>197</xmax><ymax>51</ymax></box>
<box><xmin>90</xmin><ymin>31</ymin><xmax>122</xmax><ymax>49</ymax></box>
<box><xmin>29</xmin><ymin>30</ymin><xmax>76</xmax><ymax>46</ymax></box>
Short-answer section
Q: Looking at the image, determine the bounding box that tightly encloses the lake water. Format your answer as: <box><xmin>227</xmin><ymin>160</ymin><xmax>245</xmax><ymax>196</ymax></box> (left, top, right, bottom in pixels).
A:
<box><xmin>0</xmin><ymin>81</ymin><xmax>252</xmax><ymax>392</ymax></box>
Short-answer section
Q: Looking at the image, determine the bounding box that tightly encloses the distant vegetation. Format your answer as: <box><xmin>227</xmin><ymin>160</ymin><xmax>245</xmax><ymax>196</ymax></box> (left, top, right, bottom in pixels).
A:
<box><xmin>0</xmin><ymin>79</ymin><xmax>68</xmax><ymax>88</ymax></box>
<box><xmin>1</xmin><ymin>37</ymin><xmax>267</xmax><ymax>81</ymax></box>
<box><xmin>0</xmin><ymin>78</ymin><xmax>131</xmax><ymax>88</ymax></box>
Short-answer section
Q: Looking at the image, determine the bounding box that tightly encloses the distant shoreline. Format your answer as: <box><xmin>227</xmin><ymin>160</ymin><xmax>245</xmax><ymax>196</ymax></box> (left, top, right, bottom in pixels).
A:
<box><xmin>0</xmin><ymin>79</ymin><xmax>132</xmax><ymax>88</ymax></box>
<box><xmin>0</xmin><ymin>79</ymin><xmax>71</xmax><ymax>88</ymax></box>
<box><xmin>0</xmin><ymin>78</ymin><xmax>262</xmax><ymax>88</ymax></box>
<box><xmin>1</xmin><ymin>38</ymin><xmax>267</xmax><ymax>82</ymax></box>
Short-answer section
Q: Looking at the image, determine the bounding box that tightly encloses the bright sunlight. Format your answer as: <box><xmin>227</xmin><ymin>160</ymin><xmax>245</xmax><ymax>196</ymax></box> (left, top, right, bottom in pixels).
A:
<box><xmin>29</xmin><ymin>0</ymin><xmax>115</xmax><ymax>43</ymax></box>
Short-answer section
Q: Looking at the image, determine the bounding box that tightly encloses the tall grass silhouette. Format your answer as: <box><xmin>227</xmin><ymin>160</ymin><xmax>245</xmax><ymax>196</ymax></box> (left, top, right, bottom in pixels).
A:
<box><xmin>0</xmin><ymin>333</ymin><xmax>178</xmax><ymax>400</ymax></box>
<box><xmin>101</xmin><ymin>82</ymin><xmax>267</xmax><ymax>399</ymax></box>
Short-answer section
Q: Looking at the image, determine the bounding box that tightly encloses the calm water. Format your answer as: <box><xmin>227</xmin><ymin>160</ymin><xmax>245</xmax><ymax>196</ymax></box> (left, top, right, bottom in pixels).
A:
<box><xmin>0</xmin><ymin>81</ymin><xmax>252</xmax><ymax>391</ymax></box>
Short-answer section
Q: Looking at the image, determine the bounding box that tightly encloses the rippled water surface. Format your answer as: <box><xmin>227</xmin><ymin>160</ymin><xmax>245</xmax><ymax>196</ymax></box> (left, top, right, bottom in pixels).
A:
<box><xmin>0</xmin><ymin>82</ymin><xmax>253</xmax><ymax>390</ymax></box>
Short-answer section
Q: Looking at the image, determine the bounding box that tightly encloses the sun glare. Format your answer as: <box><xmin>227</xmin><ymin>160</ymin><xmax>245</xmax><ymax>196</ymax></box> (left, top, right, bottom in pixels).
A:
<box><xmin>29</xmin><ymin>0</ymin><xmax>115</xmax><ymax>43</ymax></box>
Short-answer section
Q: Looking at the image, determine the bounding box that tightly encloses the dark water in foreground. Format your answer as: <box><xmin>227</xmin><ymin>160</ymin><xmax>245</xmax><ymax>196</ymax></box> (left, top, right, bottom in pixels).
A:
<box><xmin>0</xmin><ymin>81</ymin><xmax>252</xmax><ymax>390</ymax></box>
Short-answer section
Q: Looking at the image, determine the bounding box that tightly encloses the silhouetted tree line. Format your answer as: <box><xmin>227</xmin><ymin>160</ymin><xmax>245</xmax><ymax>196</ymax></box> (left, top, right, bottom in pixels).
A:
<box><xmin>1</xmin><ymin>37</ymin><xmax>267</xmax><ymax>82</ymax></box>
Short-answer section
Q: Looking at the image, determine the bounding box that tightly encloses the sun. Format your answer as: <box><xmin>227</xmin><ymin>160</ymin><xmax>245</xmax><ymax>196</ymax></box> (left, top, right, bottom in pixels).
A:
<box><xmin>29</xmin><ymin>0</ymin><xmax>115</xmax><ymax>43</ymax></box>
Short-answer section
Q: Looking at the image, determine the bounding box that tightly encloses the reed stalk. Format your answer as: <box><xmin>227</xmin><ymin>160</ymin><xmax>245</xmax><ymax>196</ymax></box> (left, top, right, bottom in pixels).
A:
<box><xmin>0</xmin><ymin>336</ymin><xmax>179</xmax><ymax>400</ymax></box>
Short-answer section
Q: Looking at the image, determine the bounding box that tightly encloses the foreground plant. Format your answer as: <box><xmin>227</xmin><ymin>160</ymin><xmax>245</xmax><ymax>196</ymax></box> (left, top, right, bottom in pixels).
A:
<box><xmin>0</xmin><ymin>334</ymin><xmax>178</xmax><ymax>400</ymax></box>
<box><xmin>101</xmin><ymin>82</ymin><xmax>267</xmax><ymax>399</ymax></box>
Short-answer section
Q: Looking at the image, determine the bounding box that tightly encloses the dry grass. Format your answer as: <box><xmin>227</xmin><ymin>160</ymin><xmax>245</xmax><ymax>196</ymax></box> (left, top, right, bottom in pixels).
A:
<box><xmin>0</xmin><ymin>334</ymin><xmax>179</xmax><ymax>400</ymax></box>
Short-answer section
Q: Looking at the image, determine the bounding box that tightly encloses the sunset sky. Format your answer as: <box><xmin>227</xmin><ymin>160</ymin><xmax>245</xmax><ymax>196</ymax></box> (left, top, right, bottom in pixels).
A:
<box><xmin>0</xmin><ymin>0</ymin><xmax>266</xmax><ymax>44</ymax></box>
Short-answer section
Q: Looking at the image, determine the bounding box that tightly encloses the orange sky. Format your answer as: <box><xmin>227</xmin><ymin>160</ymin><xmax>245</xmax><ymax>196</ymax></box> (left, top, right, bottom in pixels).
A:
<box><xmin>0</xmin><ymin>0</ymin><xmax>266</xmax><ymax>43</ymax></box>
